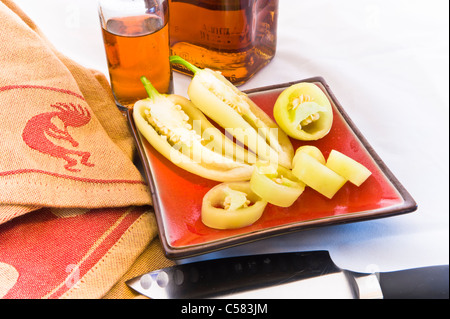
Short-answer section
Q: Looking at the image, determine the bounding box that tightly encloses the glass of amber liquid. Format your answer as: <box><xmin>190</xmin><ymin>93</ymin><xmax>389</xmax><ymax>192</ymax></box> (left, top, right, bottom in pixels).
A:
<box><xmin>99</xmin><ymin>0</ymin><xmax>173</xmax><ymax>109</ymax></box>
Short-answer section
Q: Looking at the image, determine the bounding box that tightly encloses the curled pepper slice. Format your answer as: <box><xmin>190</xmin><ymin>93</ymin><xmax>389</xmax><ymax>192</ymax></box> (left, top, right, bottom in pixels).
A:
<box><xmin>292</xmin><ymin>151</ymin><xmax>346</xmax><ymax>199</ymax></box>
<box><xmin>293</xmin><ymin>145</ymin><xmax>326</xmax><ymax>166</ymax></box>
<box><xmin>273</xmin><ymin>82</ymin><xmax>333</xmax><ymax>141</ymax></box>
<box><xmin>325</xmin><ymin>150</ymin><xmax>372</xmax><ymax>186</ymax></box>
<box><xmin>169</xmin><ymin>55</ymin><xmax>294</xmax><ymax>169</ymax></box>
<box><xmin>133</xmin><ymin>77</ymin><xmax>255</xmax><ymax>182</ymax></box>
<box><xmin>201</xmin><ymin>182</ymin><xmax>268</xmax><ymax>229</ymax></box>
<box><xmin>250</xmin><ymin>161</ymin><xmax>305</xmax><ymax>208</ymax></box>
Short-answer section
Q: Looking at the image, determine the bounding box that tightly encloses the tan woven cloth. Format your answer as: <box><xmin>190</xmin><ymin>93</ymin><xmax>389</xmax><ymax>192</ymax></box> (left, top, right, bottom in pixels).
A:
<box><xmin>0</xmin><ymin>0</ymin><xmax>174</xmax><ymax>298</ymax></box>
<box><xmin>0</xmin><ymin>0</ymin><xmax>152</xmax><ymax>216</ymax></box>
<box><xmin>104</xmin><ymin>238</ymin><xmax>175</xmax><ymax>299</ymax></box>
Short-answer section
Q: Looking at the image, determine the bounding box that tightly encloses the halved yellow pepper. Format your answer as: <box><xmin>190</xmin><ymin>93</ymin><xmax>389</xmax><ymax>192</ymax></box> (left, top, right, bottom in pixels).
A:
<box><xmin>133</xmin><ymin>77</ymin><xmax>255</xmax><ymax>182</ymax></box>
<box><xmin>273</xmin><ymin>82</ymin><xmax>333</xmax><ymax>141</ymax></box>
<box><xmin>201</xmin><ymin>182</ymin><xmax>268</xmax><ymax>229</ymax></box>
<box><xmin>169</xmin><ymin>55</ymin><xmax>294</xmax><ymax>169</ymax></box>
<box><xmin>250</xmin><ymin>161</ymin><xmax>305</xmax><ymax>208</ymax></box>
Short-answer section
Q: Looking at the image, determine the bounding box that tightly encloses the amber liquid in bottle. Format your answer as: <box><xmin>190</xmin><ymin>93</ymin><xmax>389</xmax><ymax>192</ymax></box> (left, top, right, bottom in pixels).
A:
<box><xmin>168</xmin><ymin>0</ymin><xmax>278</xmax><ymax>85</ymax></box>
<box><xmin>102</xmin><ymin>14</ymin><xmax>173</xmax><ymax>107</ymax></box>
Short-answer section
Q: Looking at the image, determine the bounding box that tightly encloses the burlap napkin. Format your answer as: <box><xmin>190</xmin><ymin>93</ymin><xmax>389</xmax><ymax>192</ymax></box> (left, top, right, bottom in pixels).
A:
<box><xmin>0</xmin><ymin>0</ymin><xmax>152</xmax><ymax>216</ymax></box>
<box><xmin>0</xmin><ymin>1</ymin><xmax>174</xmax><ymax>298</ymax></box>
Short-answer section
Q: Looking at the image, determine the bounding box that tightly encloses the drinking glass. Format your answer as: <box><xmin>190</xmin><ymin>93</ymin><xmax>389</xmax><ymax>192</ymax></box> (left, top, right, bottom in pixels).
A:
<box><xmin>98</xmin><ymin>0</ymin><xmax>173</xmax><ymax>109</ymax></box>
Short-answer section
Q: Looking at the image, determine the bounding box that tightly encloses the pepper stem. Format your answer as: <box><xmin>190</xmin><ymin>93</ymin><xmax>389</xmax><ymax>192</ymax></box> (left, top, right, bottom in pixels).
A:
<box><xmin>169</xmin><ymin>55</ymin><xmax>201</xmax><ymax>74</ymax></box>
<box><xmin>140</xmin><ymin>76</ymin><xmax>160</xmax><ymax>100</ymax></box>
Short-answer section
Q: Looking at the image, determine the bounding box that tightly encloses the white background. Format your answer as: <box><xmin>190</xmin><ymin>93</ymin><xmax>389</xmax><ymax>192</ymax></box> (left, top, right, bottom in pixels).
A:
<box><xmin>13</xmin><ymin>0</ymin><xmax>449</xmax><ymax>274</ymax></box>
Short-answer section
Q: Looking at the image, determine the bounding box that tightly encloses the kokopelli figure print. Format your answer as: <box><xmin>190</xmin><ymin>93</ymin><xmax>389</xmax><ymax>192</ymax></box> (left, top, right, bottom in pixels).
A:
<box><xmin>22</xmin><ymin>102</ymin><xmax>94</xmax><ymax>172</ymax></box>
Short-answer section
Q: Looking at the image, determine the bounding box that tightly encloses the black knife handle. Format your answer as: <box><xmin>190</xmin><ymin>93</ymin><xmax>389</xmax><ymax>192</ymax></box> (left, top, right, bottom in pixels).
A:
<box><xmin>379</xmin><ymin>265</ymin><xmax>449</xmax><ymax>299</ymax></box>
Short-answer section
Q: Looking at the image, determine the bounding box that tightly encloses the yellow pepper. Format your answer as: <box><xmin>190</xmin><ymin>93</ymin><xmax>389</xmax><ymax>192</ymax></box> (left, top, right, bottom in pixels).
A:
<box><xmin>273</xmin><ymin>82</ymin><xmax>333</xmax><ymax>141</ymax></box>
<box><xmin>292</xmin><ymin>151</ymin><xmax>346</xmax><ymax>199</ymax></box>
<box><xmin>325</xmin><ymin>150</ymin><xmax>372</xmax><ymax>186</ymax></box>
<box><xmin>169</xmin><ymin>55</ymin><xmax>294</xmax><ymax>169</ymax></box>
<box><xmin>250</xmin><ymin>161</ymin><xmax>305</xmax><ymax>208</ymax></box>
<box><xmin>293</xmin><ymin>145</ymin><xmax>326</xmax><ymax>166</ymax></box>
<box><xmin>201</xmin><ymin>182</ymin><xmax>268</xmax><ymax>229</ymax></box>
<box><xmin>133</xmin><ymin>77</ymin><xmax>255</xmax><ymax>182</ymax></box>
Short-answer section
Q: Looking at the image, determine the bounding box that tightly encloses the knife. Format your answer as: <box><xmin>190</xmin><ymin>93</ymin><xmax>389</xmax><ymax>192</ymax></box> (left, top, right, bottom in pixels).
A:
<box><xmin>126</xmin><ymin>251</ymin><xmax>448</xmax><ymax>299</ymax></box>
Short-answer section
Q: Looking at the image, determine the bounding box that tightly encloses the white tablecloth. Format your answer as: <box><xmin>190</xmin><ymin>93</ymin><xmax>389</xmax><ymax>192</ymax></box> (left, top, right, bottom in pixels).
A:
<box><xmin>14</xmin><ymin>0</ymin><xmax>449</xmax><ymax>274</ymax></box>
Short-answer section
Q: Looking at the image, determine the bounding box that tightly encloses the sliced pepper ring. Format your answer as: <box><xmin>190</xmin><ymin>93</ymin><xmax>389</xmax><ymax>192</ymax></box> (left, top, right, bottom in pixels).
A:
<box><xmin>201</xmin><ymin>182</ymin><xmax>268</xmax><ymax>230</ymax></box>
<box><xmin>250</xmin><ymin>161</ymin><xmax>305</xmax><ymax>208</ymax></box>
<box><xmin>273</xmin><ymin>82</ymin><xmax>333</xmax><ymax>141</ymax></box>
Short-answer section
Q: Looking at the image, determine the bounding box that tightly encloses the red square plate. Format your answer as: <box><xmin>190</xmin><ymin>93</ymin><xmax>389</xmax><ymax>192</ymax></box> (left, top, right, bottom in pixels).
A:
<box><xmin>127</xmin><ymin>77</ymin><xmax>417</xmax><ymax>259</ymax></box>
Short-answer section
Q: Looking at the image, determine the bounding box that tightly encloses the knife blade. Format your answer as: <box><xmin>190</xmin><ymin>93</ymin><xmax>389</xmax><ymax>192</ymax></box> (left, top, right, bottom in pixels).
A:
<box><xmin>126</xmin><ymin>251</ymin><xmax>448</xmax><ymax>299</ymax></box>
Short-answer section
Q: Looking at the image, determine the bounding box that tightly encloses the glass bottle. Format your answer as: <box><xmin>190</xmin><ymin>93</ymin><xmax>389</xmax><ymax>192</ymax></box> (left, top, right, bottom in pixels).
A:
<box><xmin>168</xmin><ymin>0</ymin><xmax>279</xmax><ymax>85</ymax></box>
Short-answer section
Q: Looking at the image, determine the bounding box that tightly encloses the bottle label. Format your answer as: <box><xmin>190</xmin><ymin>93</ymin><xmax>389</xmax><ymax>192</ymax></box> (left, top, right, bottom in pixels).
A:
<box><xmin>170</xmin><ymin>0</ymin><xmax>252</xmax><ymax>49</ymax></box>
